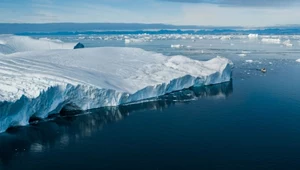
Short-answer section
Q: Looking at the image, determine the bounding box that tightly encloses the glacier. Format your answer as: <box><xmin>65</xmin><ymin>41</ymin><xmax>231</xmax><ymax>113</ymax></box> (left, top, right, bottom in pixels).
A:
<box><xmin>0</xmin><ymin>36</ymin><xmax>233</xmax><ymax>133</ymax></box>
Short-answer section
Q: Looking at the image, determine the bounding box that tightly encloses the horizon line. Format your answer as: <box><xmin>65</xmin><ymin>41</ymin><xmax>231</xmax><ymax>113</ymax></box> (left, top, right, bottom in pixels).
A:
<box><xmin>1</xmin><ymin>22</ymin><xmax>300</xmax><ymax>28</ymax></box>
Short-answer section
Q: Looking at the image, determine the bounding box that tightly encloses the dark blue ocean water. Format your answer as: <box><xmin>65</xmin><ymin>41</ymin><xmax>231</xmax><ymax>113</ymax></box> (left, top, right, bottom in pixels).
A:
<box><xmin>1</xmin><ymin>61</ymin><xmax>300</xmax><ymax>170</ymax></box>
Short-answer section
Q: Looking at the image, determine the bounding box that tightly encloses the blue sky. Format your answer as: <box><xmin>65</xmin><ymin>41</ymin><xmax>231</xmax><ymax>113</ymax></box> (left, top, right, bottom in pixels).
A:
<box><xmin>0</xmin><ymin>0</ymin><xmax>300</xmax><ymax>26</ymax></box>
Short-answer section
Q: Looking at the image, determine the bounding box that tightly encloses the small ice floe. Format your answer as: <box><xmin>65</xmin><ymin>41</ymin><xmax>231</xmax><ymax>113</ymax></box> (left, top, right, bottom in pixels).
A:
<box><xmin>125</xmin><ymin>38</ymin><xmax>144</xmax><ymax>44</ymax></box>
<box><xmin>260</xmin><ymin>68</ymin><xmax>267</xmax><ymax>73</ymax></box>
<box><xmin>171</xmin><ymin>44</ymin><xmax>184</xmax><ymax>48</ymax></box>
<box><xmin>248</xmin><ymin>34</ymin><xmax>259</xmax><ymax>39</ymax></box>
<box><xmin>296</xmin><ymin>59</ymin><xmax>300</xmax><ymax>63</ymax></box>
<box><xmin>245</xmin><ymin>60</ymin><xmax>253</xmax><ymax>63</ymax></box>
<box><xmin>238</xmin><ymin>54</ymin><xmax>247</xmax><ymax>57</ymax></box>
<box><xmin>220</xmin><ymin>36</ymin><xmax>231</xmax><ymax>41</ymax></box>
<box><xmin>282</xmin><ymin>40</ymin><xmax>293</xmax><ymax>47</ymax></box>
<box><xmin>261</xmin><ymin>38</ymin><xmax>281</xmax><ymax>44</ymax></box>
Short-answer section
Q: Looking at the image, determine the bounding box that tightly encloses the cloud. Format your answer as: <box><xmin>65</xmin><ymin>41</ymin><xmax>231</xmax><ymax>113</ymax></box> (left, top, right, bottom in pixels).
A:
<box><xmin>160</xmin><ymin>0</ymin><xmax>299</xmax><ymax>7</ymax></box>
<box><xmin>178</xmin><ymin>3</ymin><xmax>300</xmax><ymax>26</ymax></box>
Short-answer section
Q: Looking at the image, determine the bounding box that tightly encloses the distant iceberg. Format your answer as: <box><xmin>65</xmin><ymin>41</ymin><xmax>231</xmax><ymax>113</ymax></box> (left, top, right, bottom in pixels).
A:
<box><xmin>124</xmin><ymin>38</ymin><xmax>145</xmax><ymax>44</ymax></box>
<box><xmin>0</xmin><ymin>36</ymin><xmax>233</xmax><ymax>132</ymax></box>
<box><xmin>248</xmin><ymin>34</ymin><xmax>258</xmax><ymax>39</ymax></box>
<box><xmin>171</xmin><ymin>44</ymin><xmax>184</xmax><ymax>48</ymax></box>
<box><xmin>283</xmin><ymin>40</ymin><xmax>293</xmax><ymax>47</ymax></box>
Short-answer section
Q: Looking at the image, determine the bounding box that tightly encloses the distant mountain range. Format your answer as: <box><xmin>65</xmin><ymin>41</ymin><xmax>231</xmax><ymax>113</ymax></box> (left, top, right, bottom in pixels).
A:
<box><xmin>0</xmin><ymin>23</ymin><xmax>299</xmax><ymax>34</ymax></box>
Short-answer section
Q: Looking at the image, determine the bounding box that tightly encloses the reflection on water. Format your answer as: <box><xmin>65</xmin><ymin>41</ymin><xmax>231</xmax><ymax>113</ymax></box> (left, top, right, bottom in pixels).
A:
<box><xmin>0</xmin><ymin>81</ymin><xmax>232</xmax><ymax>166</ymax></box>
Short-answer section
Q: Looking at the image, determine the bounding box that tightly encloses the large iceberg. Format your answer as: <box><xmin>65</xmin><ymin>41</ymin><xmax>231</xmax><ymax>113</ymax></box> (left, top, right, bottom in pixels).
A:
<box><xmin>0</xmin><ymin>40</ymin><xmax>232</xmax><ymax>132</ymax></box>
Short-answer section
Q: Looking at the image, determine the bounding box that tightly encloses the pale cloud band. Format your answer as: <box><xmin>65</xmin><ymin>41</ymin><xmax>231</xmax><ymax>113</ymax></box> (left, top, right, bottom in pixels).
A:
<box><xmin>0</xmin><ymin>0</ymin><xmax>300</xmax><ymax>26</ymax></box>
<box><xmin>161</xmin><ymin>0</ymin><xmax>299</xmax><ymax>7</ymax></box>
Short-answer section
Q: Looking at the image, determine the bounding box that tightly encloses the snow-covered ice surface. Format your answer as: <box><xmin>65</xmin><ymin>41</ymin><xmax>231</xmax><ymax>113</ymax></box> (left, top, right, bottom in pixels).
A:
<box><xmin>0</xmin><ymin>36</ymin><xmax>232</xmax><ymax>132</ymax></box>
<box><xmin>0</xmin><ymin>35</ymin><xmax>75</xmax><ymax>54</ymax></box>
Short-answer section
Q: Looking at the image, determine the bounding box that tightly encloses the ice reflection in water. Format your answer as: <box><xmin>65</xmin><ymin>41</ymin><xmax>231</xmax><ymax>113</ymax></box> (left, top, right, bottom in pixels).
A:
<box><xmin>0</xmin><ymin>81</ymin><xmax>232</xmax><ymax>166</ymax></box>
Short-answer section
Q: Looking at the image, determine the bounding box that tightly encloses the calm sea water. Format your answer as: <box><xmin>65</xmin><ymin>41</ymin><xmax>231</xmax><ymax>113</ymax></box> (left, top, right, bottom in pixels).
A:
<box><xmin>1</xmin><ymin>35</ymin><xmax>300</xmax><ymax>169</ymax></box>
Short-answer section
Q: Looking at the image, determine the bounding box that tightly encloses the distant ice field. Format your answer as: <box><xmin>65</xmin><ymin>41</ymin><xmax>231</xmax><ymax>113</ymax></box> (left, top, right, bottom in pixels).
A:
<box><xmin>33</xmin><ymin>34</ymin><xmax>300</xmax><ymax>59</ymax></box>
<box><xmin>1</xmin><ymin>33</ymin><xmax>300</xmax><ymax>83</ymax></box>
<box><xmin>33</xmin><ymin>33</ymin><xmax>300</xmax><ymax>76</ymax></box>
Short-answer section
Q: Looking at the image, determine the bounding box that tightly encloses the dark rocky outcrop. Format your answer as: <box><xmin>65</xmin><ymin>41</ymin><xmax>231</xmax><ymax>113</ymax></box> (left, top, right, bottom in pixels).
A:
<box><xmin>74</xmin><ymin>42</ymin><xmax>84</xmax><ymax>49</ymax></box>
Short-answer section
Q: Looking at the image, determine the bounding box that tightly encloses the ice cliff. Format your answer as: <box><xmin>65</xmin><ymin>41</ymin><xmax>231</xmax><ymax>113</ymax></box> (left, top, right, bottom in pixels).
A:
<box><xmin>0</xmin><ymin>36</ymin><xmax>233</xmax><ymax>132</ymax></box>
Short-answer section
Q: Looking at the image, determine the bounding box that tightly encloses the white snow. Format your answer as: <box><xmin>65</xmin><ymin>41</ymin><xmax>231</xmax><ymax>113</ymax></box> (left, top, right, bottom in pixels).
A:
<box><xmin>0</xmin><ymin>35</ymin><xmax>76</xmax><ymax>54</ymax></box>
<box><xmin>0</xmin><ymin>40</ymin><xmax>6</xmax><ymax>45</ymax></box>
<box><xmin>0</xmin><ymin>46</ymin><xmax>232</xmax><ymax>132</ymax></box>
<box><xmin>261</xmin><ymin>38</ymin><xmax>281</xmax><ymax>44</ymax></box>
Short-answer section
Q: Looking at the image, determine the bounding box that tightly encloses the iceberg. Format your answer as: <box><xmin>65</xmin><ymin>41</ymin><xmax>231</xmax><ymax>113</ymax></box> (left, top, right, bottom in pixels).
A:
<box><xmin>0</xmin><ymin>35</ymin><xmax>75</xmax><ymax>54</ymax></box>
<box><xmin>248</xmin><ymin>34</ymin><xmax>259</xmax><ymax>39</ymax></box>
<box><xmin>220</xmin><ymin>36</ymin><xmax>231</xmax><ymax>41</ymax></box>
<box><xmin>283</xmin><ymin>40</ymin><xmax>293</xmax><ymax>47</ymax></box>
<box><xmin>171</xmin><ymin>44</ymin><xmax>184</xmax><ymax>48</ymax></box>
<box><xmin>0</xmin><ymin>46</ymin><xmax>232</xmax><ymax>133</ymax></box>
<box><xmin>124</xmin><ymin>38</ymin><xmax>145</xmax><ymax>44</ymax></box>
<box><xmin>0</xmin><ymin>81</ymin><xmax>233</xmax><ymax>156</ymax></box>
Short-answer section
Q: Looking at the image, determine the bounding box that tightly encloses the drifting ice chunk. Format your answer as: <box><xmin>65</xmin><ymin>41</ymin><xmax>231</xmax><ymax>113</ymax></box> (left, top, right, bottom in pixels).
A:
<box><xmin>220</xmin><ymin>36</ymin><xmax>231</xmax><ymax>40</ymax></box>
<box><xmin>238</xmin><ymin>54</ymin><xmax>247</xmax><ymax>57</ymax></box>
<box><xmin>0</xmin><ymin>47</ymin><xmax>232</xmax><ymax>132</ymax></box>
<box><xmin>245</xmin><ymin>60</ymin><xmax>253</xmax><ymax>63</ymax></box>
<box><xmin>261</xmin><ymin>38</ymin><xmax>281</xmax><ymax>44</ymax></box>
<box><xmin>248</xmin><ymin>34</ymin><xmax>258</xmax><ymax>39</ymax></box>
<box><xmin>283</xmin><ymin>40</ymin><xmax>293</xmax><ymax>47</ymax></box>
<box><xmin>124</xmin><ymin>38</ymin><xmax>144</xmax><ymax>44</ymax></box>
<box><xmin>296</xmin><ymin>59</ymin><xmax>300</xmax><ymax>62</ymax></box>
<box><xmin>171</xmin><ymin>44</ymin><xmax>184</xmax><ymax>48</ymax></box>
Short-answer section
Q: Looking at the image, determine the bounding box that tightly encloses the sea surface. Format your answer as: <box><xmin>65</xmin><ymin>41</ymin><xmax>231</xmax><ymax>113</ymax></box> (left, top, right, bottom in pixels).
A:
<box><xmin>1</xmin><ymin>32</ymin><xmax>300</xmax><ymax>169</ymax></box>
